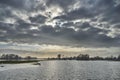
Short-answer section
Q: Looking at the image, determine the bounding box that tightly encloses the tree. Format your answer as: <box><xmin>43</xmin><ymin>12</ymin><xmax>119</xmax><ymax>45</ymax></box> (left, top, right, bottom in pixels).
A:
<box><xmin>76</xmin><ymin>54</ymin><xmax>89</xmax><ymax>60</ymax></box>
<box><xmin>57</xmin><ymin>54</ymin><xmax>61</xmax><ymax>60</ymax></box>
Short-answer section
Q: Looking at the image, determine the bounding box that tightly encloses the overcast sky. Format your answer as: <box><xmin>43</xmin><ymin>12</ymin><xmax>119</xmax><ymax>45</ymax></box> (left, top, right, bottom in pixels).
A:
<box><xmin>0</xmin><ymin>0</ymin><xmax>120</xmax><ymax>57</ymax></box>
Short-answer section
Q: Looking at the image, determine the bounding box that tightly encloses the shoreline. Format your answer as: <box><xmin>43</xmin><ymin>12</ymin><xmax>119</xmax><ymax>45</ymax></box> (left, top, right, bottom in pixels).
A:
<box><xmin>0</xmin><ymin>59</ymin><xmax>120</xmax><ymax>64</ymax></box>
<box><xmin>0</xmin><ymin>60</ymin><xmax>39</xmax><ymax>64</ymax></box>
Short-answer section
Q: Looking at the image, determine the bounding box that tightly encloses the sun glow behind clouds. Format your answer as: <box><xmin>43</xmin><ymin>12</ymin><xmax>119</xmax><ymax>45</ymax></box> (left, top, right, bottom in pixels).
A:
<box><xmin>0</xmin><ymin>42</ymin><xmax>120</xmax><ymax>58</ymax></box>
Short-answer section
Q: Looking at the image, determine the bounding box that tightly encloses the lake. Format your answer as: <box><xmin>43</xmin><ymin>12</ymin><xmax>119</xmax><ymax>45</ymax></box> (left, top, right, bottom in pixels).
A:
<box><xmin>0</xmin><ymin>61</ymin><xmax>120</xmax><ymax>80</ymax></box>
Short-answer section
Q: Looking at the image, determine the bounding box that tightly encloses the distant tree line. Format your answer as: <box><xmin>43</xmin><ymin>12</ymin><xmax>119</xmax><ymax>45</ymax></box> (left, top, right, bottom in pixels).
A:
<box><xmin>0</xmin><ymin>54</ymin><xmax>37</xmax><ymax>60</ymax></box>
<box><xmin>48</xmin><ymin>54</ymin><xmax>120</xmax><ymax>61</ymax></box>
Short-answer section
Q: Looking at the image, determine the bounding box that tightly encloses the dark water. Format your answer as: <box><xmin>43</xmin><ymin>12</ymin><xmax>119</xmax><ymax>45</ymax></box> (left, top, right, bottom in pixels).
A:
<box><xmin>0</xmin><ymin>61</ymin><xmax>120</xmax><ymax>80</ymax></box>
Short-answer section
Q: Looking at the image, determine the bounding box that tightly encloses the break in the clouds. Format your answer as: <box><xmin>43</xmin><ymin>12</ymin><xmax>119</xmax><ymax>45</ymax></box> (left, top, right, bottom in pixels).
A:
<box><xmin>0</xmin><ymin>0</ymin><xmax>120</xmax><ymax>55</ymax></box>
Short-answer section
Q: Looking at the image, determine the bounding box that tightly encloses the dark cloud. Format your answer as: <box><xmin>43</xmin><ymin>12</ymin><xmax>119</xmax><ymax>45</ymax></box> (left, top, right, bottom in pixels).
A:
<box><xmin>0</xmin><ymin>0</ymin><xmax>25</xmax><ymax>8</ymax></box>
<box><xmin>53</xmin><ymin>0</ymin><xmax>119</xmax><ymax>22</ymax></box>
<box><xmin>46</xmin><ymin>0</ymin><xmax>76</xmax><ymax>11</ymax></box>
<box><xmin>0</xmin><ymin>5</ymin><xmax>14</xmax><ymax>21</ymax></box>
<box><xmin>29</xmin><ymin>15</ymin><xmax>47</xmax><ymax>24</ymax></box>
<box><xmin>100</xmin><ymin>4</ymin><xmax>120</xmax><ymax>24</ymax></box>
<box><xmin>53</xmin><ymin>7</ymin><xmax>95</xmax><ymax>21</ymax></box>
<box><xmin>0</xmin><ymin>0</ymin><xmax>120</xmax><ymax>47</ymax></box>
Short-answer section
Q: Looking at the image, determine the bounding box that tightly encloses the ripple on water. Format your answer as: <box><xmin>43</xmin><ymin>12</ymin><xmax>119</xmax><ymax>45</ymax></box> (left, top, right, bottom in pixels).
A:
<box><xmin>0</xmin><ymin>61</ymin><xmax>120</xmax><ymax>80</ymax></box>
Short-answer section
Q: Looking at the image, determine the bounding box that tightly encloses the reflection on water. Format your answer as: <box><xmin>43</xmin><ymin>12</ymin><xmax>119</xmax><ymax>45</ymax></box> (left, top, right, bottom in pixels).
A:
<box><xmin>0</xmin><ymin>61</ymin><xmax>120</xmax><ymax>80</ymax></box>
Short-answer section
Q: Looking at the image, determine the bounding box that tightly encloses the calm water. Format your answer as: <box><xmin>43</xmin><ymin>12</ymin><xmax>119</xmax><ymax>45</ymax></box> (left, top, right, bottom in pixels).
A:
<box><xmin>0</xmin><ymin>61</ymin><xmax>120</xmax><ymax>80</ymax></box>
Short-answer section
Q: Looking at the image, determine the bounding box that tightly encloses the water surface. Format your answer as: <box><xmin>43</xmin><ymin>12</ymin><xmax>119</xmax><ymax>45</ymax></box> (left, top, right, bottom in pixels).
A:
<box><xmin>0</xmin><ymin>61</ymin><xmax>120</xmax><ymax>80</ymax></box>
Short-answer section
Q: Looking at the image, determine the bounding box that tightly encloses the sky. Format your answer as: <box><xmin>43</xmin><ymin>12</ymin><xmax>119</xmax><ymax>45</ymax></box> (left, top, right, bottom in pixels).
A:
<box><xmin>0</xmin><ymin>0</ymin><xmax>120</xmax><ymax>58</ymax></box>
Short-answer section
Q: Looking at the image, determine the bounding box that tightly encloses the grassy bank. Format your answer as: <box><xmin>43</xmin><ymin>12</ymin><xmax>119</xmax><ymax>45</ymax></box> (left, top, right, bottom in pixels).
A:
<box><xmin>0</xmin><ymin>60</ymin><xmax>39</xmax><ymax>64</ymax></box>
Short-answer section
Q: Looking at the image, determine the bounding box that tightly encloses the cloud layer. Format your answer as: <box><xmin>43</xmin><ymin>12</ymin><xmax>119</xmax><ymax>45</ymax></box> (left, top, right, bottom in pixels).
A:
<box><xmin>0</xmin><ymin>0</ymin><xmax>120</xmax><ymax>47</ymax></box>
